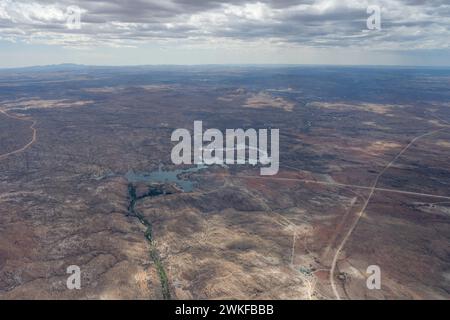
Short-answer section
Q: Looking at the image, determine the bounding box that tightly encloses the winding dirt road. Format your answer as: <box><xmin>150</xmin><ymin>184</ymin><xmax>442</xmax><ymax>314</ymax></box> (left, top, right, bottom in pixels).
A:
<box><xmin>0</xmin><ymin>109</ymin><xmax>37</xmax><ymax>160</ymax></box>
<box><xmin>329</xmin><ymin>128</ymin><xmax>448</xmax><ymax>300</ymax></box>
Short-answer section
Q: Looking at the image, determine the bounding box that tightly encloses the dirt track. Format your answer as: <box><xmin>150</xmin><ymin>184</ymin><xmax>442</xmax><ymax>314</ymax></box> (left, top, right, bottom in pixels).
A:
<box><xmin>0</xmin><ymin>109</ymin><xmax>37</xmax><ymax>160</ymax></box>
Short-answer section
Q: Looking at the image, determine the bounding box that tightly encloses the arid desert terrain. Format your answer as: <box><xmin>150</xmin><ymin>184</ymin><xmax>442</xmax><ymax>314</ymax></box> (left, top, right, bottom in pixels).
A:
<box><xmin>0</xmin><ymin>65</ymin><xmax>449</xmax><ymax>299</ymax></box>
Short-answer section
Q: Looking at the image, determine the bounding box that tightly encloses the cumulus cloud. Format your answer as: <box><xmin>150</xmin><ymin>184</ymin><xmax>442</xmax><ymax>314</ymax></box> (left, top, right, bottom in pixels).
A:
<box><xmin>0</xmin><ymin>0</ymin><xmax>448</xmax><ymax>50</ymax></box>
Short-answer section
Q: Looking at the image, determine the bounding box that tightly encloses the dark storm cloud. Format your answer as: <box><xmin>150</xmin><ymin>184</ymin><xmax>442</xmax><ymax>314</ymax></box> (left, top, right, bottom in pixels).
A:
<box><xmin>0</xmin><ymin>0</ymin><xmax>448</xmax><ymax>49</ymax></box>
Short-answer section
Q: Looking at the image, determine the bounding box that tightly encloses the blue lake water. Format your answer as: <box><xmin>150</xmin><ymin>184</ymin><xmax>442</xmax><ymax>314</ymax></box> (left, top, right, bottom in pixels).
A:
<box><xmin>125</xmin><ymin>164</ymin><xmax>208</xmax><ymax>192</ymax></box>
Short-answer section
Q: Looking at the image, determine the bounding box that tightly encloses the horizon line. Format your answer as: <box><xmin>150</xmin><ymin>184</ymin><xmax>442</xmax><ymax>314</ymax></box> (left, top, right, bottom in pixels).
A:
<box><xmin>1</xmin><ymin>62</ymin><xmax>450</xmax><ymax>70</ymax></box>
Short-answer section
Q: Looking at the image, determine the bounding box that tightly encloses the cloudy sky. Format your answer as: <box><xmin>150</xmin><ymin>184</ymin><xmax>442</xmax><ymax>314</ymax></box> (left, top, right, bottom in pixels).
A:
<box><xmin>0</xmin><ymin>0</ymin><xmax>449</xmax><ymax>67</ymax></box>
